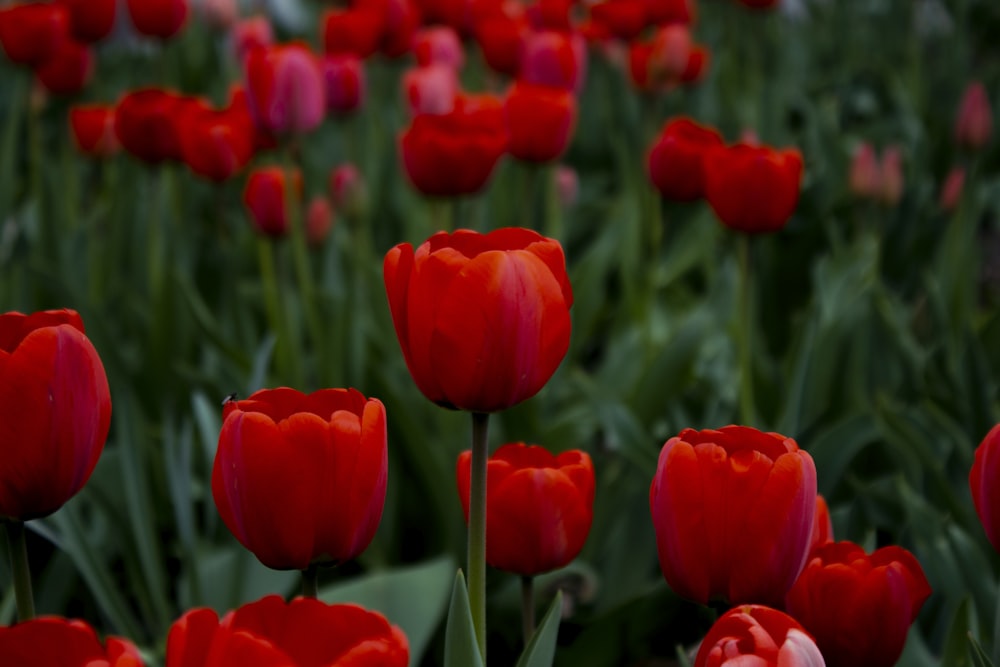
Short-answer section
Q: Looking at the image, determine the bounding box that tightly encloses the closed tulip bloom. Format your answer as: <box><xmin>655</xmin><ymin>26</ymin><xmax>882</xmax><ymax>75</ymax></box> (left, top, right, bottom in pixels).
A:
<box><xmin>403</xmin><ymin>64</ymin><xmax>459</xmax><ymax>116</ymax></box>
<box><xmin>412</xmin><ymin>0</ymin><xmax>469</xmax><ymax>33</ymax></box>
<box><xmin>456</xmin><ymin>443</ymin><xmax>594</xmax><ymax>575</ymax></box>
<box><xmin>212</xmin><ymin>388</ymin><xmax>387</xmax><ymax>571</ymax></box>
<box><xmin>322</xmin><ymin>7</ymin><xmax>384</xmax><ymax>58</ymax></box>
<box><xmin>399</xmin><ymin>94</ymin><xmax>508</xmax><ymax>196</ymax></box>
<box><xmin>474</xmin><ymin>5</ymin><xmax>529</xmax><ymax>76</ymax></box>
<box><xmin>810</xmin><ymin>494</ymin><xmax>833</xmax><ymax>552</ymax></box>
<box><xmin>644</xmin><ymin>0</ymin><xmax>694</xmax><ymax>25</ymax></box>
<box><xmin>785</xmin><ymin>541</ymin><xmax>931</xmax><ymax>667</ymax></box>
<box><xmin>115</xmin><ymin>88</ymin><xmax>188</xmax><ymax>164</ymax></box>
<box><xmin>939</xmin><ymin>166</ymin><xmax>965</xmax><ymax>212</ymax></box>
<box><xmin>647</xmin><ymin>117</ymin><xmax>724</xmax><ymax>201</ymax></box>
<box><xmin>367</xmin><ymin>0</ymin><xmax>420</xmax><ymax>58</ymax></box>
<box><xmin>177</xmin><ymin>99</ymin><xmax>255</xmax><ymax>182</ymax></box>
<box><xmin>0</xmin><ymin>309</ymin><xmax>111</xmax><ymax>521</ymax></box>
<box><xmin>679</xmin><ymin>45</ymin><xmax>709</xmax><ymax>84</ymax></box>
<box><xmin>244</xmin><ymin>43</ymin><xmax>325</xmax><ymax>135</ymax></box>
<box><xmin>322</xmin><ymin>54</ymin><xmax>365</xmax><ymax>114</ymax></box>
<box><xmin>848</xmin><ymin>142</ymin><xmax>880</xmax><ymax>200</ymax></box>
<box><xmin>505</xmin><ymin>81</ymin><xmax>576</xmax><ymax>163</ymax></box>
<box><xmin>649</xmin><ymin>426</ymin><xmax>817</xmax><ymax>606</ymax></box>
<box><xmin>590</xmin><ymin>0</ymin><xmax>648</xmax><ymax>40</ymax></box>
<box><xmin>413</xmin><ymin>26</ymin><xmax>464</xmax><ymax>69</ymax></box>
<box><xmin>521</xmin><ymin>29</ymin><xmax>587</xmax><ymax>92</ymax></box>
<box><xmin>0</xmin><ymin>617</ymin><xmax>144</xmax><ymax>667</ymax></box>
<box><xmin>878</xmin><ymin>145</ymin><xmax>903</xmax><ymax>206</ymax></box>
<box><xmin>125</xmin><ymin>0</ymin><xmax>189</xmax><ymax>39</ymax></box>
<box><xmin>35</xmin><ymin>38</ymin><xmax>93</xmax><ymax>95</ymax></box>
<box><xmin>166</xmin><ymin>596</ymin><xmax>408</xmax><ymax>667</ymax></box>
<box><xmin>555</xmin><ymin>164</ymin><xmax>578</xmax><ymax>207</ymax></box>
<box><xmin>704</xmin><ymin>143</ymin><xmax>803</xmax><ymax>234</ymax></box>
<box><xmin>306</xmin><ymin>195</ymin><xmax>335</xmax><ymax>246</ymax></box>
<box><xmin>384</xmin><ymin>227</ymin><xmax>573</xmax><ymax>412</ymax></box>
<box><xmin>329</xmin><ymin>163</ymin><xmax>367</xmax><ymax>217</ymax></box>
<box><xmin>230</xmin><ymin>15</ymin><xmax>273</xmax><ymax>62</ymax></box>
<box><xmin>55</xmin><ymin>0</ymin><xmax>116</xmax><ymax>43</ymax></box>
<box><xmin>69</xmin><ymin>104</ymin><xmax>118</xmax><ymax>157</ymax></box>
<box><xmin>0</xmin><ymin>3</ymin><xmax>70</xmax><ymax>67</ymax></box>
<box><xmin>970</xmin><ymin>423</ymin><xmax>1000</xmax><ymax>554</ymax></box>
<box><xmin>243</xmin><ymin>166</ymin><xmax>302</xmax><ymax>238</ymax></box>
<box><xmin>695</xmin><ymin>605</ymin><xmax>825</xmax><ymax>667</ymax></box>
<box><xmin>955</xmin><ymin>81</ymin><xmax>992</xmax><ymax>150</ymax></box>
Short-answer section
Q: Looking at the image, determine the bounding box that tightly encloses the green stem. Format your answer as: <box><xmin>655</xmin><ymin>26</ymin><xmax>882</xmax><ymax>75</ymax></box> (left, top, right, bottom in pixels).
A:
<box><xmin>468</xmin><ymin>412</ymin><xmax>490</xmax><ymax>662</ymax></box>
<box><xmin>520</xmin><ymin>575</ymin><xmax>535</xmax><ymax>648</ymax></box>
<box><xmin>738</xmin><ymin>235</ymin><xmax>756</xmax><ymax>425</ymax></box>
<box><xmin>301</xmin><ymin>564</ymin><xmax>319</xmax><ymax>599</ymax></box>
<box><xmin>256</xmin><ymin>236</ymin><xmax>298</xmax><ymax>384</ymax></box>
<box><xmin>4</xmin><ymin>521</ymin><xmax>35</xmax><ymax>621</ymax></box>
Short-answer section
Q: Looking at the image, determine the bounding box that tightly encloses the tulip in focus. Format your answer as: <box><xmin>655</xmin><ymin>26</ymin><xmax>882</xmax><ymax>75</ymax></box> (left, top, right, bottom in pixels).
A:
<box><xmin>212</xmin><ymin>388</ymin><xmax>388</xmax><ymax>571</ymax></box>
<box><xmin>703</xmin><ymin>143</ymin><xmax>804</xmax><ymax>233</ymax></box>
<box><xmin>647</xmin><ymin>117</ymin><xmax>724</xmax><ymax>201</ymax></box>
<box><xmin>970</xmin><ymin>423</ymin><xmax>1000</xmax><ymax>554</ymax></box>
<box><xmin>125</xmin><ymin>0</ymin><xmax>189</xmax><ymax>40</ymax></box>
<box><xmin>70</xmin><ymin>104</ymin><xmax>119</xmax><ymax>157</ymax></box>
<box><xmin>785</xmin><ymin>541</ymin><xmax>931</xmax><ymax>667</ymax></box>
<box><xmin>649</xmin><ymin>425</ymin><xmax>817</xmax><ymax>606</ymax></box>
<box><xmin>955</xmin><ymin>81</ymin><xmax>992</xmax><ymax>151</ymax></box>
<box><xmin>383</xmin><ymin>227</ymin><xmax>573</xmax><ymax>413</ymax></box>
<box><xmin>0</xmin><ymin>310</ymin><xmax>111</xmax><ymax>521</ymax></box>
<box><xmin>0</xmin><ymin>617</ymin><xmax>144</xmax><ymax>667</ymax></box>
<box><xmin>243</xmin><ymin>166</ymin><xmax>303</xmax><ymax>238</ymax></box>
<box><xmin>504</xmin><ymin>81</ymin><xmax>577</xmax><ymax>163</ymax></box>
<box><xmin>244</xmin><ymin>43</ymin><xmax>326</xmax><ymax>136</ymax></box>
<box><xmin>695</xmin><ymin>605</ymin><xmax>825</xmax><ymax>667</ymax></box>
<box><xmin>456</xmin><ymin>443</ymin><xmax>595</xmax><ymax>575</ymax></box>
<box><xmin>166</xmin><ymin>596</ymin><xmax>408</xmax><ymax>667</ymax></box>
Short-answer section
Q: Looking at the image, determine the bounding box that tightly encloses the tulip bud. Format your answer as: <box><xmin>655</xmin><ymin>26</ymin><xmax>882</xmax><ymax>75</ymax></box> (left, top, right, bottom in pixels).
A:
<box><xmin>306</xmin><ymin>195</ymin><xmax>334</xmax><ymax>246</ymax></box>
<box><xmin>402</xmin><ymin>64</ymin><xmax>458</xmax><ymax>116</ymax></box>
<box><xmin>848</xmin><ymin>142</ymin><xmax>881</xmax><ymax>199</ymax></box>
<box><xmin>879</xmin><ymin>145</ymin><xmax>904</xmax><ymax>206</ymax></box>
<box><xmin>322</xmin><ymin>54</ymin><xmax>365</xmax><ymax>114</ymax></box>
<box><xmin>955</xmin><ymin>81</ymin><xmax>992</xmax><ymax>151</ymax></box>
<box><xmin>555</xmin><ymin>165</ymin><xmax>578</xmax><ymax>207</ymax></box>
<box><xmin>970</xmin><ymin>424</ymin><xmax>1000</xmax><ymax>554</ymax></box>
<box><xmin>939</xmin><ymin>166</ymin><xmax>965</xmax><ymax>212</ymax></box>
<box><xmin>243</xmin><ymin>166</ymin><xmax>304</xmax><ymax>238</ymax></box>
<box><xmin>230</xmin><ymin>15</ymin><xmax>273</xmax><ymax>63</ymax></box>
<box><xmin>243</xmin><ymin>43</ymin><xmax>325</xmax><ymax>135</ymax></box>
<box><xmin>69</xmin><ymin>104</ymin><xmax>119</xmax><ymax>157</ymax></box>
<box><xmin>329</xmin><ymin>163</ymin><xmax>367</xmax><ymax>218</ymax></box>
<box><xmin>521</xmin><ymin>29</ymin><xmax>587</xmax><ymax>92</ymax></box>
<box><xmin>412</xmin><ymin>26</ymin><xmax>464</xmax><ymax>70</ymax></box>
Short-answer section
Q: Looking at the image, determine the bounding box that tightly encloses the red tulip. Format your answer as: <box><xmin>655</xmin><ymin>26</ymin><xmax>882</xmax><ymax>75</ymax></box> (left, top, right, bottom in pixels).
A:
<box><xmin>329</xmin><ymin>163</ymin><xmax>367</xmax><ymax>216</ymax></box>
<box><xmin>244</xmin><ymin>43</ymin><xmax>325</xmax><ymax>135</ymax></box>
<box><xmin>412</xmin><ymin>0</ymin><xmax>470</xmax><ymax>33</ymax></box>
<box><xmin>555</xmin><ymin>164</ymin><xmax>578</xmax><ymax>207</ymax></box>
<box><xmin>166</xmin><ymin>596</ymin><xmax>408</xmax><ymax>667</ymax></box>
<box><xmin>878</xmin><ymin>145</ymin><xmax>904</xmax><ymax>206</ymax></box>
<box><xmin>69</xmin><ymin>104</ymin><xmax>118</xmax><ymax>157</ymax></box>
<box><xmin>521</xmin><ymin>29</ymin><xmax>586</xmax><ymax>92</ymax></box>
<box><xmin>177</xmin><ymin>99</ymin><xmax>256</xmax><ymax>182</ymax></box>
<box><xmin>322</xmin><ymin>54</ymin><xmax>365</xmax><ymax>114</ymax></box>
<box><xmin>384</xmin><ymin>227</ymin><xmax>573</xmax><ymax>412</ymax></box>
<box><xmin>939</xmin><ymin>166</ymin><xmax>965</xmax><ymax>212</ymax></box>
<box><xmin>848</xmin><ymin>142</ymin><xmax>880</xmax><ymax>200</ymax></box>
<box><xmin>403</xmin><ymin>64</ymin><xmax>459</xmax><ymax>116</ymax></box>
<box><xmin>679</xmin><ymin>45</ymin><xmax>709</xmax><ymax>84</ymax></box>
<box><xmin>0</xmin><ymin>617</ymin><xmax>144</xmax><ymax>667</ymax></box>
<box><xmin>322</xmin><ymin>7</ymin><xmax>385</xmax><ymax>58</ymax></box>
<box><xmin>34</xmin><ymin>38</ymin><xmax>93</xmax><ymax>95</ymax></box>
<box><xmin>456</xmin><ymin>443</ymin><xmax>594</xmax><ymax>575</ymax></box>
<box><xmin>399</xmin><ymin>94</ymin><xmax>508</xmax><ymax>197</ymax></box>
<box><xmin>504</xmin><ymin>81</ymin><xmax>576</xmax><ymax>163</ymax></box>
<box><xmin>647</xmin><ymin>117</ymin><xmax>724</xmax><ymax>201</ymax></box>
<box><xmin>243</xmin><ymin>166</ymin><xmax>303</xmax><ymax>238</ymax></box>
<box><xmin>703</xmin><ymin>143</ymin><xmax>803</xmax><ymax>233</ymax></box>
<box><xmin>810</xmin><ymin>494</ymin><xmax>833</xmax><ymax>552</ymax></box>
<box><xmin>230</xmin><ymin>15</ymin><xmax>273</xmax><ymax>62</ymax></box>
<box><xmin>0</xmin><ymin>309</ymin><xmax>111</xmax><ymax>521</ymax></box>
<box><xmin>649</xmin><ymin>425</ymin><xmax>817</xmax><ymax>606</ymax></box>
<box><xmin>366</xmin><ymin>0</ymin><xmax>420</xmax><ymax>58</ymax></box>
<box><xmin>644</xmin><ymin>0</ymin><xmax>694</xmax><ymax>25</ymax></box>
<box><xmin>212</xmin><ymin>388</ymin><xmax>387</xmax><ymax>570</ymax></box>
<box><xmin>589</xmin><ymin>0</ymin><xmax>648</xmax><ymax>40</ymax></box>
<box><xmin>473</xmin><ymin>5</ymin><xmax>529</xmax><ymax>76</ymax></box>
<box><xmin>970</xmin><ymin>423</ymin><xmax>1000</xmax><ymax>554</ymax></box>
<box><xmin>955</xmin><ymin>81</ymin><xmax>992</xmax><ymax>151</ymax></box>
<box><xmin>525</xmin><ymin>0</ymin><xmax>574</xmax><ymax>30</ymax></box>
<box><xmin>413</xmin><ymin>26</ymin><xmax>465</xmax><ymax>69</ymax></box>
<box><xmin>785</xmin><ymin>541</ymin><xmax>931</xmax><ymax>667</ymax></box>
<box><xmin>305</xmin><ymin>195</ymin><xmax>335</xmax><ymax>246</ymax></box>
<box><xmin>695</xmin><ymin>605</ymin><xmax>825</xmax><ymax>667</ymax></box>
<box><xmin>114</xmin><ymin>88</ymin><xmax>188</xmax><ymax>164</ymax></box>
<box><xmin>55</xmin><ymin>0</ymin><xmax>116</xmax><ymax>43</ymax></box>
<box><xmin>125</xmin><ymin>0</ymin><xmax>188</xmax><ymax>40</ymax></box>
<box><xmin>0</xmin><ymin>3</ymin><xmax>70</xmax><ymax>67</ymax></box>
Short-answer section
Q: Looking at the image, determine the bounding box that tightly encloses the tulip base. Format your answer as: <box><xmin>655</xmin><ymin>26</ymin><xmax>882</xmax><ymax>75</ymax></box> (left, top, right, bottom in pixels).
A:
<box><xmin>521</xmin><ymin>575</ymin><xmax>535</xmax><ymax>647</ymax></box>
<box><xmin>3</xmin><ymin>520</ymin><xmax>35</xmax><ymax>621</ymax></box>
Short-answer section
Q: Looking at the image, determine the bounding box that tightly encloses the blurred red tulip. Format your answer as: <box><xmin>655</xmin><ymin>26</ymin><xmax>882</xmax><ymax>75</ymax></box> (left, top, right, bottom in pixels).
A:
<box><xmin>413</xmin><ymin>26</ymin><xmax>465</xmax><ymax>69</ymax></box>
<box><xmin>703</xmin><ymin>143</ymin><xmax>803</xmax><ymax>233</ymax></box>
<box><xmin>367</xmin><ymin>0</ymin><xmax>421</xmax><ymax>57</ymax></box>
<box><xmin>212</xmin><ymin>388</ymin><xmax>387</xmax><ymax>570</ymax></box>
<box><xmin>939</xmin><ymin>166</ymin><xmax>965</xmax><ymax>212</ymax></box>
<box><xmin>647</xmin><ymin>117</ymin><xmax>724</xmax><ymax>201</ymax></box>
<box><xmin>197</xmin><ymin>0</ymin><xmax>238</xmax><ymax>30</ymax></box>
<box><xmin>504</xmin><ymin>81</ymin><xmax>576</xmax><ymax>163</ymax></box>
<box><xmin>402</xmin><ymin>64</ymin><xmax>459</xmax><ymax>116</ymax></box>
<box><xmin>0</xmin><ymin>617</ymin><xmax>144</xmax><ymax>667</ymax></box>
<box><xmin>383</xmin><ymin>227</ymin><xmax>573</xmax><ymax>412</ymax></box>
<box><xmin>848</xmin><ymin>142</ymin><xmax>880</xmax><ymax>200</ymax></box>
<box><xmin>55</xmin><ymin>0</ymin><xmax>116</xmax><ymax>43</ymax></box>
<box><xmin>589</xmin><ymin>0</ymin><xmax>648</xmax><ymax>40</ymax></box>
<box><xmin>650</xmin><ymin>426</ymin><xmax>817</xmax><ymax>606</ymax></box>
<box><xmin>879</xmin><ymin>145</ymin><xmax>903</xmax><ymax>206</ymax></box>
<box><xmin>555</xmin><ymin>164</ymin><xmax>579</xmax><ymax>206</ymax></box>
<box><xmin>166</xmin><ymin>596</ymin><xmax>408</xmax><ymax>667</ymax></box>
<box><xmin>230</xmin><ymin>15</ymin><xmax>273</xmax><ymax>62</ymax></box>
<box><xmin>177</xmin><ymin>99</ymin><xmax>256</xmax><ymax>182</ymax></box>
<box><xmin>955</xmin><ymin>81</ymin><xmax>992</xmax><ymax>151</ymax></box>
<box><xmin>35</xmin><ymin>38</ymin><xmax>93</xmax><ymax>95</ymax></box>
<box><xmin>125</xmin><ymin>0</ymin><xmax>189</xmax><ymax>40</ymax></box>
<box><xmin>413</xmin><ymin>0</ymin><xmax>471</xmax><ymax>33</ymax></box>
<box><xmin>0</xmin><ymin>309</ymin><xmax>111</xmax><ymax>521</ymax></box>
<box><xmin>322</xmin><ymin>54</ymin><xmax>366</xmax><ymax>114</ymax></box>
<box><xmin>244</xmin><ymin>43</ymin><xmax>326</xmax><ymax>135</ymax></box>
<box><xmin>329</xmin><ymin>163</ymin><xmax>367</xmax><ymax>216</ymax></box>
<box><xmin>644</xmin><ymin>0</ymin><xmax>694</xmax><ymax>25</ymax></box>
<box><xmin>456</xmin><ymin>443</ymin><xmax>595</xmax><ymax>575</ymax></box>
<box><xmin>243</xmin><ymin>166</ymin><xmax>303</xmax><ymax>238</ymax></box>
<box><xmin>0</xmin><ymin>3</ymin><xmax>70</xmax><ymax>67</ymax></box>
<box><xmin>785</xmin><ymin>541</ymin><xmax>931</xmax><ymax>667</ymax></box>
<box><xmin>322</xmin><ymin>7</ymin><xmax>385</xmax><ymax>58</ymax></box>
<box><xmin>695</xmin><ymin>605</ymin><xmax>825</xmax><ymax>667</ymax></box>
<box><xmin>226</xmin><ymin>85</ymin><xmax>278</xmax><ymax>152</ymax></box>
<box><xmin>306</xmin><ymin>195</ymin><xmax>335</xmax><ymax>246</ymax></box>
<box><xmin>810</xmin><ymin>494</ymin><xmax>833</xmax><ymax>552</ymax></box>
<box><xmin>114</xmin><ymin>88</ymin><xmax>188</xmax><ymax>164</ymax></box>
<box><xmin>970</xmin><ymin>423</ymin><xmax>1000</xmax><ymax>554</ymax></box>
<box><xmin>521</xmin><ymin>29</ymin><xmax>587</xmax><ymax>92</ymax></box>
<box><xmin>525</xmin><ymin>0</ymin><xmax>574</xmax><ymax>30</ymax></box>
<box><xmin>473</xmin><ymin>4</ymin><xmax>529</xmax><ymax>76</ymax></box>
<box><xmin>679</xmin><ymin>44</ymin><xmax>709</xmax><ymax>83</ymax></box>
<box><xmin>399</xmin><ymin>94</ymin><xmax>508</xmax><ymax>196</ymax></box>
<box><xmin>69</xmin><ymin>104</ymin><xmax>119</xmax><ymax>157</ymax></box>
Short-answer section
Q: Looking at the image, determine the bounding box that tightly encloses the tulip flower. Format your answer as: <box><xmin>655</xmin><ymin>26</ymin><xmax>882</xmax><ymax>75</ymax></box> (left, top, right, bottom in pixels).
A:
<box><xmin>0</xmin><ymin>3</ymin><xmax>70</xmax><ymax>67</ymax></box>
<box><xmin>55</xmin><ymin>0</ymin><xmax>116</xmax><ymax>43</ymax></box>
<box><xmin>412</xmin><ymin>0</ymin><xmax>469</xmax><ymax>33</ymax></box>
<box><xmin>703</xmin><ymin>143</ymin><xmax>803</xmax><ymax>234</ymax></box>
<box><xmin>125</xmin><ymin>0</ymin><xmax>188</xmax><ymax>40</ymax></box>
<box><xmin>555</xmin><ymin>164</ymin><xmax>578</xmax><ymax>207</ymax></box>
<box><xmin>166</xmin><ymin>596</ymin><xmax>408</xmax><ymax>667</ymax></box>
<box><xmin>322</xmin><ymin>7</ymin><xmax>385</xmax><ymax>58</ymax></box>
<box><xmin>878</xmin><ymin>145</ymin><xmax>904</xmax><ymax>206</ymax></box>
<box><xmin>399</xmin><ymin>93</ymin><xmax>509</xmax><ymax>196</ymax></box>
<box><xmin>383</xmin><ymin>227</ymin><xmax>573</xmax><ymax>413</ymax></box>
<box><xmin>35</xmin><ymin>38</ymin><xmax>93</xmax><ymax>95</ymax></box>
<box><xmin>69</xmin><ymin>104</ymin><xmax>118</xmax><ymax>157</ymax></box>
<box><xmin>322</xmin><ymin>54</ymin><xmax>366</xmax><ymax>114</ymax></box>
<box><xmin>504</xmin><ymin>81</ymin><xmax>577</xmax><ymax>163</ymax></box>
<box><xmin>243</xmin><ymin>166</ymin><xmax>304</xmax><ymax>238</ymax></box>
<box><xmin>589</xmin><ymin>0</ymin><xmax>649</xmax><ymax>40</ymax></box>
<box><xmin>695</xmin><ymin>605</ymin><xmax>825</xmax><ymax>667</ymax></box>
<box><xmin>474</xmin><ymin>5</ymin><xmax>529</xmax><ymax>77</ymax></box>
<box><xmin>367</xmin><ymin>0</ymin><xmax>420</xmax><ymax>58</ymax></box>
<box><xmin>644</xmin><ymin>0</ymin><xmax>694</xmax><ymax>25</ymax></box>
<box><xmin>955</xmin><ymin>81</ymin><xmax>992</xmax><ymax>151</ymax></box>
<box><xmin>0</xmin><ymin>309</ymin><xmax>111</xmax><ymax>522</ymax></box>
<box><xmin>521</xmin><ymin>29</ymin><xmax>587</xmax><ymax>92</ymax></box>
<box><xmin>785</xmin><ymin>541</ymin><xmax>931</xmax><ymax>667</ymax></box>
<box><xmin>970</xmin><ymin>423</ymin><xmax>1000</xmax><ymax>554</ymax></box>
<box><xmin>329</xmin><ymin>163</ymin><xmax>367</xmax><ymax>218</ymax></box>
<box><xmin>211</xmin><ymin>387</ymin><xmax>387</xmax><ymax>572</ymax></box>
<box><xmin>848</xmin><ymin>142</ymin><xmax>880</xmax><ymax>200</ymax></box>
<box><xmin>244</xmin><ymin>43</ymin><xmax>326</xmax><ymax>136</ymax></box>
<box><xmin>305</xmin><ymin>195</ymin><xmax>335</xmax><ymax>246</ymax></box>
<box><xmin>649</xmin><ymin>426</ymin><xmax>817</xmax><ymax>606</ymax></box>
<box><xmin>115</xmin><ymin>88</ymin><xmax>191</xmax><ymax>164</ymax></box>
<box><xmin>456</xmin><ymin>443</ymin><xmax>594</xmax><ymax>575</ymax></box>
<box><xmin>0</xmin><ymin>617</ymin><xmax>144</xmax><ymax>667</ymax></box>
<box><xmin>413</xmin><ymin>26</ymin><xmax>464</xmax><ymax>69</ymax></box>
<box><xmin>402</xmin><ymin>64</ymin><xmax>459</xmax><ymax>116</ymax></box>
<box><xmin>647</xmin><ymin>117</ymin><xmax>724</xmax><ymax>201</ymax></box>
<box><xmin>176</xmin><ymin>99</ymin><xmax>256</xmax><ymax>182</ymax></box>
<box><xmin>939</xmin><ymin>166</ymin><xmax>965</xmax><ymax>212</ymax></box>
<box><xmin>810</xmin><ymin>494</ymin><xmax>833</xmax><ymax>552</ymax></box>
<box><xmin>230</xmin><ymin>15</ymin><xmax>273</xmax><ymax>63</ymax></box>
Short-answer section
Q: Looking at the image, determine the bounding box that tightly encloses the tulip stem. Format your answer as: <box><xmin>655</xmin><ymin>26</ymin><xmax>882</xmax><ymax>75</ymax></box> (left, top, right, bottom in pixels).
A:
<box><xmin>257</xmin><ymin>237</ymin><xmax>299</xmax><ymax>384</ymax></box>
<box><xmin>520</xmin><ymin>575</ymin><xmax>535</xmax><ymax>647</ymax></box>
<box><xmin>738</xmin><ymin>235</ymin><xmax>756</xmax><ymax>425</ymax></box>
<box><xmin>468</xmin><ymin>411</ymin><xmax>490</xmax><ymax>662</ymax></box>
<box><xmin>301</xmin><ymin>564</ymin><xmax>319</xmax><ymax>599</ymax></box>
<box><xmin>4</xmin><ymin>521</ymin><xmax>35</xmax><ymax>621</ymax></box>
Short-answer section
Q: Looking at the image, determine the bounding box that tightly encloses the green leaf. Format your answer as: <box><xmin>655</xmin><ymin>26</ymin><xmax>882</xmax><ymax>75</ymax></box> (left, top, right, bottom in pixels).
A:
<box><xmin>515</xmin><ymin>591</ymin><xmax>563</xmax><ymax>667</ymax></box>
<box><xmin>443</xmin><ymin>570</ymin><xmax>484</xmax><ymax>667</ymax></box>
<box><xmin>943</xmin><ymin>598</ymin><xmax>978</xmax><ymax>667</ymax></box>
<box><xmin>320</xmin><ymin>556</ymin><xmax>455</xmax><ymax>667</ymax></box>
<box><xmin>970</xmin><ymin>632</ymin><xmax>995</xmax><ymax>667</ymax></box>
